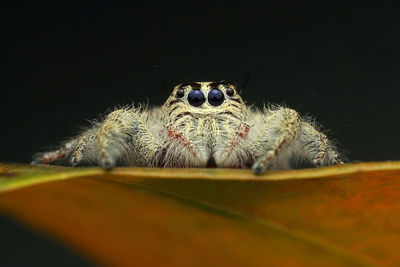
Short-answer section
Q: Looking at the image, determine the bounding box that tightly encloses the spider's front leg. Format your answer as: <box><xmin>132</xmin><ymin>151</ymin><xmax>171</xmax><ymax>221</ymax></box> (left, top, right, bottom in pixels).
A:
<box><xmin>251</xmin><ymin>108</ymin><xmax>302</xmax><ymax>174</ymax></box>
<box><xmin>33</xmin><ymin>108</ymin><xmax>161</xmax><ymax>169</ymax></box>
<box><xmin>94</xmin><ymin>108</ymin><xmax>161</xmax><ymax>169</ymax></box>
<box><xmin>251</xmin><ymin>107</ymin><xmax>343</xmax><ymax>174</ymax></box>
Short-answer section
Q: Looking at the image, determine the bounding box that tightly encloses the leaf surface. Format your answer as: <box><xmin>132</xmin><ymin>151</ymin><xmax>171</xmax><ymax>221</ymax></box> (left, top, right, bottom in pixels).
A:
<box><xmin>1</xmin><ymin>162</ymin><xmax>400</xmax><ymax>266</ymax></box>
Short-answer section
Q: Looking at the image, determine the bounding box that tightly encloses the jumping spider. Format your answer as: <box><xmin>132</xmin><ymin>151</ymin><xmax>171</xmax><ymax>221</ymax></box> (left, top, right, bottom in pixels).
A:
<box><xmin>33</xmin><ymin>81</ymin><xmax>343</xmax><ymax>174</ymax></box>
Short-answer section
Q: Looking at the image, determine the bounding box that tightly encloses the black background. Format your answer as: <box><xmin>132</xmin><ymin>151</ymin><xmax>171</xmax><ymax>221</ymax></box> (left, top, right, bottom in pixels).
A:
<box><xmin>2</xmin><ymin>2</ymin><xmax>400</xmax><ymax>163</ymax></box>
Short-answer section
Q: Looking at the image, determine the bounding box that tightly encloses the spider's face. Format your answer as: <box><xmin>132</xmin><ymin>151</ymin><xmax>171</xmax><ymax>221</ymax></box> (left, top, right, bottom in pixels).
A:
<box><xmin>163</xmin><ymin>81</ymin><xmax>246</xmax><ymax>120</ymax></box>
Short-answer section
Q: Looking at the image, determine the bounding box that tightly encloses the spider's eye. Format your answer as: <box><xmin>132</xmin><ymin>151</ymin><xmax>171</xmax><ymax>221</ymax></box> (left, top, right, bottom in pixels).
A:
<box><xmin>208</xmin><ymin>89</ymin><xmax>225</xmax><ymax>106</ymax></box>
<box><xmin>176</xmin><ymin>88</ymin><xmax>185</xmax><ymax>98</ymax></box>
<box><xmin>226</xmin><ymin>87</ymin><xmax>235</xmax><ymax>97</ymax></box>
<box><xmin>188</xmin><ymin>89</ymin><xmax>206</xmax><ymax>107</ymax></box>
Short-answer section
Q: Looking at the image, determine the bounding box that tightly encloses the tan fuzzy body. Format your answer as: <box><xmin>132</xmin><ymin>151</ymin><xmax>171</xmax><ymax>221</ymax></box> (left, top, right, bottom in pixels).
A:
<box><xmin>157</xmin><ymin>82</ymin><xmax>250</xmax><ymax>168</ymax></box>
<box><xmin>33</xmin><ymin>81</ymin><xmax>343</xmax><ymax>174</ymax></box>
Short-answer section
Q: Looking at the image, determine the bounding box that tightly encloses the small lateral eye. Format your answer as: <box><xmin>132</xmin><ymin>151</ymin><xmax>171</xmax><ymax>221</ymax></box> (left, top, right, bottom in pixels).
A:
<box><xmin>176</xmin><ymin>88</ymin><xmax>185</xmax><ymax>98</ymax></box>
<box><xmin>226</xmin><ymin>87</ymin><xmax>235</xmax><ymax>97</ymax></box>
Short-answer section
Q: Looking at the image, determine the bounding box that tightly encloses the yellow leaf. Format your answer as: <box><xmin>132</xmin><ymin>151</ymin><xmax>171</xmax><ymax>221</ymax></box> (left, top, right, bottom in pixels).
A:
<box><xmin>1</xmin><ymin>162</ymin><xmax>400</xmax><ymax>266</ymax></box>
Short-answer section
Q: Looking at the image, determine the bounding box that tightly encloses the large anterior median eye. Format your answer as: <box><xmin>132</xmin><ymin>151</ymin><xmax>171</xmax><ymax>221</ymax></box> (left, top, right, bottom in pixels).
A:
<box><xmin>188</xmin><ymin>89</ymin><xmax>206</xmax><ymax>107</ymax></box>
<box><xmin>208</xmin><ymin>89</ymin><xmax>225</xmax><ymax>106</ymax></box>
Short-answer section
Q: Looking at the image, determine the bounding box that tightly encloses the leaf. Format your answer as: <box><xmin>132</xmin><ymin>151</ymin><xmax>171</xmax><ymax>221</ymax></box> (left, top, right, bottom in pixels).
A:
<box><xmin>1</xmin><ymin>162</ymin><xmax>400</xmax><ymax>266</ymax></box>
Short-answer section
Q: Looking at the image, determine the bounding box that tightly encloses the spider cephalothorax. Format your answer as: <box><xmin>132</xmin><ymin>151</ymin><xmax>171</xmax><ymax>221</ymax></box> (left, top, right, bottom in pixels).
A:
<box><xmin>160</xmin><ymin>82</ymin><xmax>250</xmax><ymax>168</ymax></box>
<box><xmin>33</xmin><ymin>81</ymin><xmax>343</xmax><ymax>174</ymax></box>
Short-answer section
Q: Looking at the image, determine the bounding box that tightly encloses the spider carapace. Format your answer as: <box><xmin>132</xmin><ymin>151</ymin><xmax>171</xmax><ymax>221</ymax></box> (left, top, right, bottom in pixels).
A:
<box><xmin>33</xmin><ymin>81</ymin><xmax>343</xmax><ymax>174</ymax></box>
